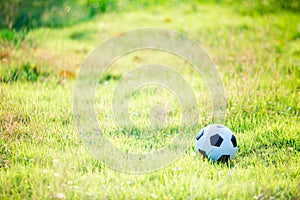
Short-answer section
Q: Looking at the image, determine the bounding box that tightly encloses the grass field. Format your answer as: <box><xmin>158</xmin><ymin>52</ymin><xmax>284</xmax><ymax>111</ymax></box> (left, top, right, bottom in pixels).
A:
<box><xmin>0</xmin><ymin>2</ymin><xmax>300</xmax><ymax>199</ymax></box>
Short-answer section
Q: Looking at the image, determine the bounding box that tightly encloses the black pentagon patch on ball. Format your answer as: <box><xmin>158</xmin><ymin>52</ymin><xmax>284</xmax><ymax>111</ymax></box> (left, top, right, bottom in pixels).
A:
<box><xmin>210</xmin><ymin>134</ymin><xmax>223</xmax><ymax>147</ymax></box>
<box><xmin>198</xmin><ymin>149</ymin><xmax>206</xmax><ymax>158</ymax></box>
<box><xmin>216</xmin><ymin>125</ymin><xmax>224</xmax><ymax>128</ymax></box>
<box><xmin>218</xmin><ymin>155</ymin><xmax>230</xmax><ymax>162</ymax></box>
<box><xmin>231</xmin><ymin>135</ymin><xmax>237</xmax><ymax>147</ymax></box>
<box><xmin>196</xmin><ymin>130</ymin><xmax>204</xmax><ymax>140</ymax></box>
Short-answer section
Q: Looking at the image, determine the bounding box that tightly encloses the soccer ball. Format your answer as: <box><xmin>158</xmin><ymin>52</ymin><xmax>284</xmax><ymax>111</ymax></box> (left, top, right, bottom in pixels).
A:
<box><xmin>195</xmin><ymin>124</ymin><xmax>237</xmax><ymax>162</ymax></box>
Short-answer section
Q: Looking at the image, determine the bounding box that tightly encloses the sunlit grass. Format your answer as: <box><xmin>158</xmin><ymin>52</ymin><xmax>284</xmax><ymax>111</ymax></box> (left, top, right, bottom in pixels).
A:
<box><xmin>0</xmin><ymin>3</ymin><xmax>299</xmax><ymax>199</ymax></box>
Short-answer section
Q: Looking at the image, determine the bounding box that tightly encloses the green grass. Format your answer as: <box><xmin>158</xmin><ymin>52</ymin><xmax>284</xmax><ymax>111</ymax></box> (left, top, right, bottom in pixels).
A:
<box><xmin>1</xmin><ymin>3</ymin><xmax>300</xmax><ymax>199</ymax></box>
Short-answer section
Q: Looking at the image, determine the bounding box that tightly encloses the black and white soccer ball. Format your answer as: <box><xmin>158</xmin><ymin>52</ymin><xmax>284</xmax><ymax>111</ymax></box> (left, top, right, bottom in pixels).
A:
<box><xmin>195</xmin><ymin>124</ymin><xmax>237</xmax><ymax>162</ymax></box>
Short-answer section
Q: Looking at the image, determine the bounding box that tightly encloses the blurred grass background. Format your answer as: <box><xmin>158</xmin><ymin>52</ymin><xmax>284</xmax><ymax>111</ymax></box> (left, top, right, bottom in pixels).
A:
<box><xmin>0</xmin><ymin>0</ymin><xmax>299</xmax><ymax>30</ymax></box>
